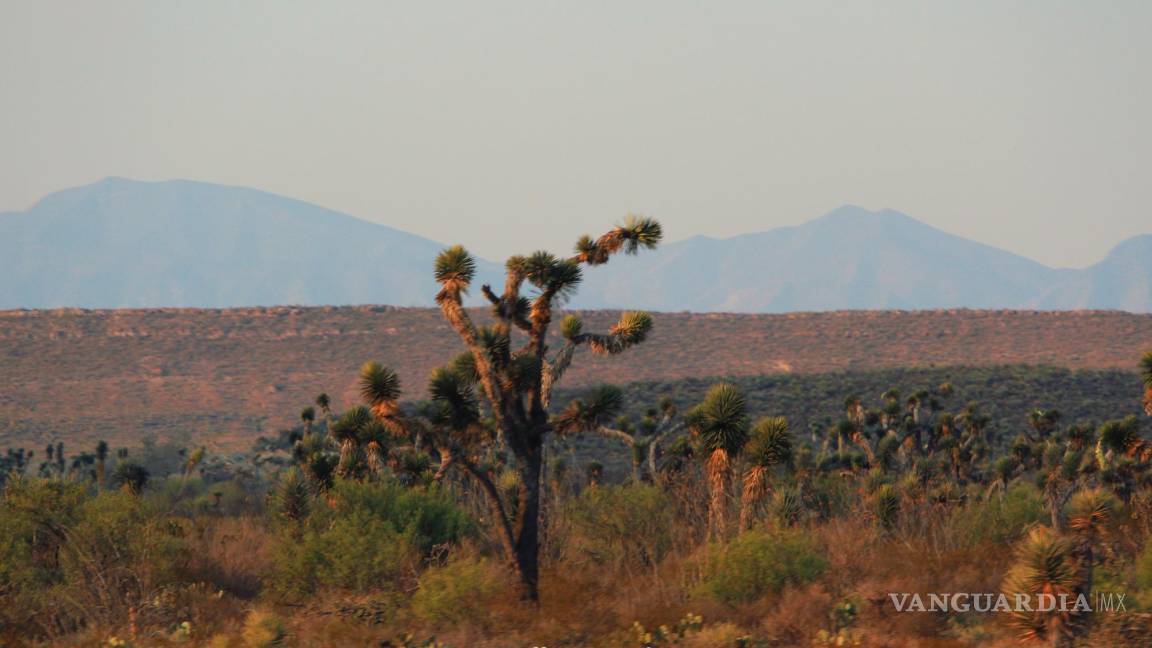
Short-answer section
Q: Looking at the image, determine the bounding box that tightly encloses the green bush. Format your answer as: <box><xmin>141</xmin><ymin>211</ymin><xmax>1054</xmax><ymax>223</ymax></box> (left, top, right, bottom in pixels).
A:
<box><xmin>0</xmin><ymin>478</ymin><xmax>189</xmax><ymax>637</ymax></box>
<box><xmin>268</xmin><ymin>478</ymin><xmax>473</xmax><ymax>595</ymax></box>
<box><xmin>701</xmin><ymin>527</ymin><xmax>826</xmax><ymax>605</ymax></box>
<box><xmin>0</xmin><ymin>477</ymin><xmax>88</xmax><ymax>597</ymax></box>
<box><xmin>945</xmin><ymin>482</ymin><xmax>1044</xmax><ymax>547</ymax></box>
<box><xmin>1134</xmin><ymin>540</ymin><xmax>1152</xmax><ymax>609</ymax></box>
<box><xmin>568</xmin><ymin>483</ymin><xmax>677</xmax><ymax>571</ymax></box>
<box><xmin>411</xmin><ymin>557</ymin><xmax>501</xmax><ymax>627</ymax></box>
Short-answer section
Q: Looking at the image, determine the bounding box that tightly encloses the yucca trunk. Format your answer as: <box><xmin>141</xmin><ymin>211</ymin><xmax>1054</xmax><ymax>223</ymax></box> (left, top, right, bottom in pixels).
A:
<box><xmin>514</xmin><ymin>448</ymin><xmax>543</xmax><ymax>600</ymax></box>
<box><xmin>707</xmin><ymin>449</ymin><xmax>731</xmax><ymax>537</ymax></box>
<box><xmin>739</xmin><ymin>465</ymin><xmax>769</xmax><ymax>530</ymax></box>
<box><xmin>852</xmin><ymin>433</ymin><xmax>876</xmax><ymax>466</ymax></box>
<box><xmin>337</xmin><ymin>439</ymin><xmax>358</xmax><ymax>478</ymax></box>
<box><xmin>432</xmin><ymin>445</ymin><xmax>453</xmax><ymax>482</ymax></box>
<box><xmin>365</xmin><ymin>441</ymin><xmax>386</xmax><ymax>477</ymax></box>
<box><xmin>96</xmin><ymin>457</ymin><xmax>106</xmax><ymax>490</ymax></box>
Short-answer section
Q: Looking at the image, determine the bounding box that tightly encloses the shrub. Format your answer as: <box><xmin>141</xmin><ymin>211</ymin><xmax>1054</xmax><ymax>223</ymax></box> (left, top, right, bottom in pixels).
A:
<box><xmin>568</xmin><ymin>483</ymin><xmax>677</xmax><ymax>573</ymax></box>
<box><xmin>410</xmin><ymin>557</ymin><xmax>502</xmax><ymax>627</ymax></box>
<box><xmin>241</xmin><ymin>609</ymin><xmax>287</xmax><ymax>647</ymax></box>
<box><xmin>945</xmin><ymin>482</ymin><xmax>1044</xmax><ymax>547</ymax></box>
<box><xmin>58</xmin><ymin>491</ymin><xmax>189</xmax><ymax>622</ymax></box>
<box><xmin>701</xmin><ymin>527</ymin><xmax>827</xmax><ymax>605</ymax></box>
<box><xmin>1135</xmin><ymin>540</ymin><xmax>1152</xmax><ymax>608</ymax></box>
<box><xmin>0</xmin><ymin>479</ymin><xmax>189</xmax><ymax>637</ymax></box>
<box><xmin>268</xmin><ymin>478</ymin><xmax>473</xmax><ymax>595</ymax></box>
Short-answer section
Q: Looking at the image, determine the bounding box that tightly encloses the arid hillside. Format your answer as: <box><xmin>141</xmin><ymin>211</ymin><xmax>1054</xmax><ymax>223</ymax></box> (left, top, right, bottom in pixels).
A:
<box><xmin>1</xmin><ymin>307</ymin><xmax>1149</xmax><ymax>450</ymax></box>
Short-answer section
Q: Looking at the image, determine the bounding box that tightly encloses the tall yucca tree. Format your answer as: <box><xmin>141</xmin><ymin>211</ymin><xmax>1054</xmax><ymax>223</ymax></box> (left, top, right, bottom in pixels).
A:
<box><xmin>184</xmin><ymin>446</ymin><xmax>205</xmax><ymax>480</ymax></box>
<box><xmin>315</xmin><ymin>392</ymin><xmax>333</xmax><ymax>431</ymax></box>
<box><xmin>1026</xmin><ymin>409</ymin><xmax>1062</xmax><ymax>442</ymax></box>
<box><xmin>688</xmin><ymin>383</ymin><xmax>749</xmax><ymax>537</ymax></box>
<box><xmin>430</xmin><ymin>216</ymin><xmax>662</xmax><ymax>600</ymax></box>
<box><xmin>739</xmin><ymin>416</ymin><xmax>793</xmax><ymax>529</ymax></box>
<box><xmin>1002</xmin><ymin>526</ymin><xmax>1085</xmax><ymax>647</ymax></box>
<box><xmin>1141</xmin><ymin>350</ymin><xmax>1152</xmax><ymax>416</ymax></box>
<box><xmin>360</xmin><ymin>362</ymin><xmax>406</xmax><ymax>436</ymax></box>
<box><xmin>331</xmin><ymin>406</ymin><xmax>372</xmax><ymax>478</ymax></box>
<box><xmin>841</xmin><ymin>394</ymin><xmax>876</xmax><ymax>465</ymax></box>
<box><xmin>300</xmin><ymin>406</ymin><xmax>316</xmax><ymax>437</ymax></box>
<box><xmin>94</xmin><ymin>440</ymin><xmax>108</xmax><ymax>490</ymax></box>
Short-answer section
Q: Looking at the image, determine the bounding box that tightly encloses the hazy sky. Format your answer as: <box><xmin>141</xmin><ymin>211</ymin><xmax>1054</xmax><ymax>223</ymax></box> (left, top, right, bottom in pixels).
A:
<box><xmin>2</xmin><ymin>1</ymin><xmax>1149</xmax><ymax>267</ymax></box>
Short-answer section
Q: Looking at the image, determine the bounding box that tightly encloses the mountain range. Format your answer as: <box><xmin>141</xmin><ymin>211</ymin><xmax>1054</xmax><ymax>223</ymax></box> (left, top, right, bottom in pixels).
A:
<box><xmin>2</xmin><ymin>178</ymin><xmax>1149</xmax><ymax>312</ymax></box>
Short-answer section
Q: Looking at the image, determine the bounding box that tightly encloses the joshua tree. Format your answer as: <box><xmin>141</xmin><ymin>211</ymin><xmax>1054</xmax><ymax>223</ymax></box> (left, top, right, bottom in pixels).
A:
<box><xmin>1002</xmin><ymin>526</ymin><xmax>1085</xmax><ymax>647</ymax></box>
<box><xmin>330</xmin><ymin>406</ymin><xmax>372</xmax><ymax>479</ymax></box>
<box><xmin>1065</xmin><ymin>424</ymin><xmax>1095</xmax><ymax>452</ymax></box>
<box><xmin>1026</xmin><ymin>409</ymin><xmax>1062</xmax><ymax>442</ymax></box>
<box><xmin>111</xmin><ymin>462</ymin><xmax>150</xmax><ymax>495</ymax></box>
<box><xmin>586</xmin><ymin>460</ymin><xmax>604</xmax><ymax>487</ymax></box>
<box><xmin>293</xmin><ymin>433</ymin><xmax>337</xmax><ymax>492</ymax></box>
<box><xmin>55</xmin><ymin>442</ymin><xmax>65</xmax><ymax>476</ymax></box>
<box><xmin>355</xmin><ymin>216</ymin><xmax>661</xmax><ymax>601</ymax></box>
<box><xmin>315</xmin><ymin>393</ymin><xmax>333</xmax><ymax>429</ymax></box>
<box><xmin>687</xmin><ymin>383</ymin><xmax>749</xmax><ymax>537</ymax></box>
<box><xmin>739</xmin><ymin>416</ymin><xmax>793</xmax><ymax>529</ymax></box>
<box><xmin>840</xmin><ymin>395</ymin><xmax>876</xmax><ymax>465</ymax></box>
<box><xmin>95</xmin><ymin>440</ymin><xmax>108</xmax><ymax>490</ymax></box>
<box><xmin>987</xmin><ymin>455</ymin><xmax>1019</xmax><ymax>500</ymax></box>
<box><xmin>873</xmin><ymin>484</ymin><xmax>900</xmax><ymax>530</ymax></box>
<box><xmin>183</xmin><ymin>446</ymin><xmax>206</xmax><ymax>481</ymax></box>
<box><xmin>1066</xmin><ymin>487</ymin><xmax>1118</xmax><ymax>598</ymax></box>
<box><xmin>300</xmin><ymin>406</ymin><xmax>316</xmax><ymax>437</ymax></box>
<box><xmin>272</xmin><ymin>468</ymin><xmax>311</xmax><ymax>523</ymax></box>
<box><xmin>1096</xmin><ymin>416</ymin><xmax>1147</xmax><ymax>464</ymax></box>
<box><xmin>1042</xmin><ymin>440</ymin><xmax>1086</xmax><ymax>531</ymax></box>
<box><xmin>1142</xmin><ymin>351</ymin><xmax>1152</xmax><ymax>416</ymax></box>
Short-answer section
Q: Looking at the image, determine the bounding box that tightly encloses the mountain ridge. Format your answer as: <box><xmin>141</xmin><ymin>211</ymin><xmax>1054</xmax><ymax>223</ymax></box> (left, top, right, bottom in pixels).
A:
<box><xmin>2</xmin><ymin>178</ymin><xmax>1148</xmax><ymax>312</ymax></box>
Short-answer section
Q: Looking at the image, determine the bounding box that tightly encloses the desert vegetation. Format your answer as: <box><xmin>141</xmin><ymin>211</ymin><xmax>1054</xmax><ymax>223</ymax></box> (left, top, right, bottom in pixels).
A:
<box><xmin>3</xmin><ymin>222</ymin><xmax>1152</xmax><ymax>646</ymax></box>
<box><xmin>3</xmin><ymin>306</ymin><xmax>1150</xmax><ymax>452</ymax></box>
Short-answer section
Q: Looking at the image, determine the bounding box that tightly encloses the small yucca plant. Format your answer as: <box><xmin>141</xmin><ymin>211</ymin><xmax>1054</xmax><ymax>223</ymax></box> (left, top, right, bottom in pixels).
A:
<box><xmin>1002</xmin><ymin>526</ymin><xmax>1084</xmax><ymax>646</ymax></box>
<box><xmin>272</xmin><ymin>468</ymin><xmax>310</xmax><ymax>523</ymax></box>
<box><xmin>873</xmin><ymin>484</ymin><xmax>900</xmax><ymax>530</ymax></box>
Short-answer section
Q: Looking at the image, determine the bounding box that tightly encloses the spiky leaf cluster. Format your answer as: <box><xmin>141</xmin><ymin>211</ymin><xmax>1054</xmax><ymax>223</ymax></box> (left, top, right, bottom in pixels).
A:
<box><xmin>745</xmin><ymin>417</ymin><xmax>793</xmax><ymax>468</ymax></box>
<box><xmin>553</xmin><ymin>385</ymin><xmax>625</xmax><ymax>435</ymax></box>
<box><xmin>300</xmin><ymin>406</ymin><xmax>316</xmax><ymax>424</ymax></box>
<box><xmin>330</xmin><ymin>406</ymin><xmax>372</xmax><ymax>443</ymax></box>
<box><xmin>272</xmin><ymin>468</ymin><xmax>311</xmax><ymax>522</ymax></box>
<box><xmin>111</xmin><ymin>462</ymin><xmax>150</xmax><ymax>495</ymax></box>
<box><xmin>1098</xmin><ymin>416</ymin><xmax>1141</xmax><ymax>454</ymax></box>
<box><xmin>360</xmin><ymin>362</ymin><xmax>402</xmax><ymax>409</ymax></box>
<box><xmin>560</xmin><ymin>314</ymin><xmax>583</xmax><ymax>340</ymax></box>
<box><xmin>522</xmin><ymin>251</ymin><xmax>583</xmax><ymax>302</ymax></box>
<box><xmin>428</xmin><ymin>366</ymin><xmax>481</xmax><ymax>431</ymax></box>
<box><xmin>688</xmin><ymin>383</ymin><xmax>749</xmax><ymax>455</ymax></box>
<box><xmin>588</xmin><ymin>311</ymin><xmax>653</xmax><ymax>355</ymax></box>
<box><xmin>873</xmin><ymin>484</ymin><xmax>899</xmax><ymax>529</ymax></box>
<box><xmin>1002</xmin><ymin>527</ymin><xmax>1084</xmax><ymax>642</ymax></box>
<box><xmin>477</xmin><ymin>326</ymin><xmax>511</xmax><ymax>367</ymax></box>
<box><xmin>1067</xmin><ymin>487</ymin><xmax>1118</xmax><ymax>536</ymax></box>
<box><xmin>434</xmin><ymin>245</ymin><xmax>476</xmax><ymax>298</ymax></box>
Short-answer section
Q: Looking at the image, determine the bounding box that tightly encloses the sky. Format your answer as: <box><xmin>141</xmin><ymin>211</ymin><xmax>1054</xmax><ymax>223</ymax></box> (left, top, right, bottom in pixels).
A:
<box><xmin>1</xmin><ymin>1</ymin><xmax>1149</xmax><ymax>268</ymax></box>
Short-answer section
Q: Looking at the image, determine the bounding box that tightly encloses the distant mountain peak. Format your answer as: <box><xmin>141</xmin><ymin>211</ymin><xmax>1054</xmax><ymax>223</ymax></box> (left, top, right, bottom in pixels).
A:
<box><xmin>1</xmin><ymin>179</ymin><xmax>1149</xmax><ymax>312</ymax></box>
<box><xmin>812</xmin><ymin>204</ymin><xmax>919</xmax><ymax>226</ymax></box>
